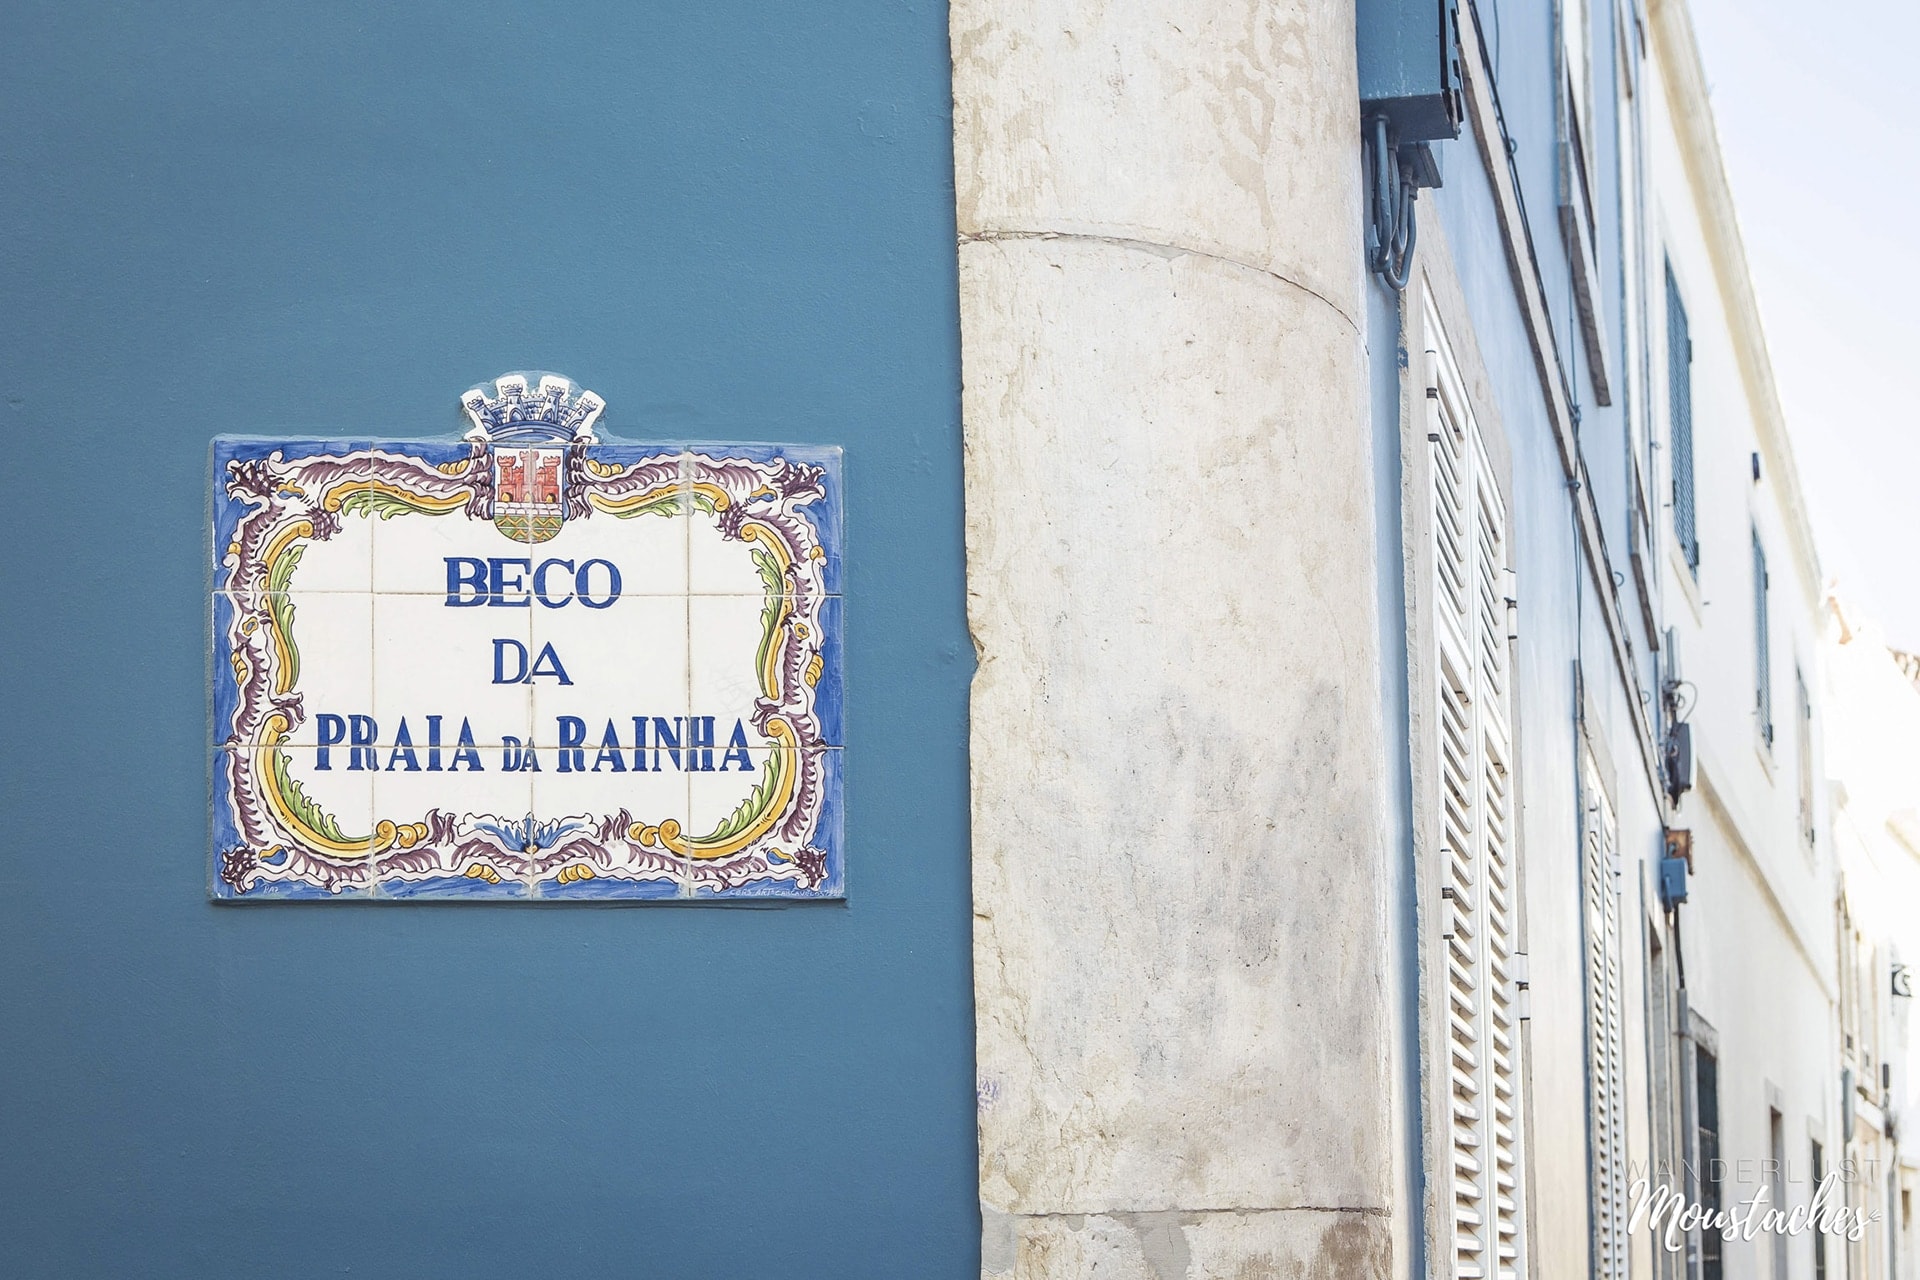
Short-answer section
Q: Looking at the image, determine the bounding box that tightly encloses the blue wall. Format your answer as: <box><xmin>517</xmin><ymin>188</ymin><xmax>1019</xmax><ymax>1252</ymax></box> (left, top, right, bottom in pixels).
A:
<box><xmin>0</xmin><ymin>2</ymin><xmax>978</xmax><ymax>1274</ymax></box>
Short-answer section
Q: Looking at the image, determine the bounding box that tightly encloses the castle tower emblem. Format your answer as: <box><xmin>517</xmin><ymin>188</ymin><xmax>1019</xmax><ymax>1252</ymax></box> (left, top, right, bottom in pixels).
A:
<box><xmin>458</xmin><ymin>372</ymin><xmax>604</xmax><ymax>544</ymax></box>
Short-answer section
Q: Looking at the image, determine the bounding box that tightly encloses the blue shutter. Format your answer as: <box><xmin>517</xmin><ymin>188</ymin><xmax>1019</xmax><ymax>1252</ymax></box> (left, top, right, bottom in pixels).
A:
<box><xmin>1666</xmin><ymin>265</ymin><xmax>1699</xmax><ymax>571</ymax></box>
<box><xmin>1754</xmin><ymin>532</ymin><xmax>1773</xmax><ymax>746</ymax></box>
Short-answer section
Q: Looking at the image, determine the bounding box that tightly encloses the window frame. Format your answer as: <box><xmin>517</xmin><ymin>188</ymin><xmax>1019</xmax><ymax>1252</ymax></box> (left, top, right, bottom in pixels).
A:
<box><xmin>1664</xmin><ymin>262</ymin><xmax>1699</xmax><ymax>576</ymax></box>
<box><xmin>1557</xmin><ymin>0</ymin><xmax>1614</xmax><ymax>404</ymax></box>
<box><xmin>1580</xmin><ymin>737</ymin><xmax>1629</xmax><ymax>1280</ymax></box>
<box><xmin>1813</xmin><ymin>1138</ymin><xmax>1829</xmax><ymax>1280</ymax></box>
<box><xmin>1796</xmin><ymin>665</ymin><xmax>1815</xmax><ymax>849</ymax></box>
<box><xmin>1694</xmin><ymin>1042</ymin><xmax>1723</xmax><ymax>1280</ymax></box>
<box><xmin>1768</xmin><ymin>1106</ymin><xmax>1789</xmax><ymax>1280</ymax></box>
<box><xmin>1400</xmin><ymin>265</ymin><xmax>1534</xmax><ymax>1280</ymax></box>
<box><xmin>1753</xmin><ymin>529</ymin><xmax>1773</xmax><ymax>752</ymax></box>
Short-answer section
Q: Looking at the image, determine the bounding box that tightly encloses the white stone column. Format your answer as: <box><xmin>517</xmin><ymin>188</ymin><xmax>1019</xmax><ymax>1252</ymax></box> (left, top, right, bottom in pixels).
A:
<box><xmin>952</xmin><ymin>2</ymin><xmax>1396</xmax><ymax>1275</ymax></box>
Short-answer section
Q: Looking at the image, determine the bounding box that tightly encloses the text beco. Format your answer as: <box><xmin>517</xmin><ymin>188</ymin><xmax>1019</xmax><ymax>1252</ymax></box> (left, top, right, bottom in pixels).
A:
<box><xmin>444</xmin><ymin>556</ymin><xmax>621</xmax><ymax>608</ymax></box>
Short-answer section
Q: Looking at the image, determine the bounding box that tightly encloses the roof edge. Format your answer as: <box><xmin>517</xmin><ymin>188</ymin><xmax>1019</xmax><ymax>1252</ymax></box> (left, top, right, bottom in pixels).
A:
<box><xmin>1648</xmin><ymin>0</ymin><xmax>1825</xmax><ymax>606</ymax></box>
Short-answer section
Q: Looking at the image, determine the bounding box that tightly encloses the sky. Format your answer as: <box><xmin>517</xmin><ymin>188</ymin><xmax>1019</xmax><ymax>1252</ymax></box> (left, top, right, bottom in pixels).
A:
<box><xmin>1687</xmin><ymin>0</ymin><xmax>1920</xmax><ymax>649</ymax></box>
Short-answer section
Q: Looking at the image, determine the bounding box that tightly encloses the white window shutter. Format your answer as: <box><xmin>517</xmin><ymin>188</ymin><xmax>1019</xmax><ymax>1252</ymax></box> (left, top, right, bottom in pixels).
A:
<box><xmin>1427</xmin><ymin>307</ymin><xmax>1529</xmax><ymax>1280</ymax></box>
<box><xmin>1581</xmin><ymin>751</ymin><xmax>1628</xmax><ymax>1280</ymax></box>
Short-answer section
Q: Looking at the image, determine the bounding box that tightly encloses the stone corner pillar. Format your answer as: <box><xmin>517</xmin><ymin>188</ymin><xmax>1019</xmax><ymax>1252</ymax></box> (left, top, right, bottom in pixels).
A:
<box><xmin>951</xmin><ymin>2</ymin><xmax>1398</xmax><ymax>1276</ymax></box>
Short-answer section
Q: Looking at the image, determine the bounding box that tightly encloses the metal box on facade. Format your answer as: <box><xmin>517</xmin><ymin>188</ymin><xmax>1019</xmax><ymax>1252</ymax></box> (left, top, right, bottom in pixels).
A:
<box><xmin>1357</xmin><ymin>0</ymin><xmax>1463</xmax><ymax>143</ymax></box>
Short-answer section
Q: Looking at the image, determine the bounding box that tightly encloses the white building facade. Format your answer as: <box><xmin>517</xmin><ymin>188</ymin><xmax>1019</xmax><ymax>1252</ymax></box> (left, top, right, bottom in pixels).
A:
<box><xmin>954</xmin><ymin>0</ymin><xmax>1911</xmax><ymax>1276</ymax></box>
<box><xmin>1824</xmin><ymin>602</ymin><xmax>1920</xmax><ymax>1279</ymax></box>
<box><xmin>1638</xmin><ymin>3</ymin><xmax>1847</xmax><ymax>1277</ymax></box>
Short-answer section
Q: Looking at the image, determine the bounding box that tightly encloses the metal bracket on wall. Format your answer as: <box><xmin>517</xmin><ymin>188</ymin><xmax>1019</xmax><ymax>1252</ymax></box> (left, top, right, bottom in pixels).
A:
<box><xmin>1366</xmin><ymin>116</ymin><xmax>1443</xmax><ymax>291</ymax></box>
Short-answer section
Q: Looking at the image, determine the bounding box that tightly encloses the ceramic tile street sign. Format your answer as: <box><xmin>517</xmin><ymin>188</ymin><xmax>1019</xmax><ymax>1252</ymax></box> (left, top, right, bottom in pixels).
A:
<box><xmin>210</xmin><ymin>373</ymin><xmax>842</xmax><ymax>900</ymax></box>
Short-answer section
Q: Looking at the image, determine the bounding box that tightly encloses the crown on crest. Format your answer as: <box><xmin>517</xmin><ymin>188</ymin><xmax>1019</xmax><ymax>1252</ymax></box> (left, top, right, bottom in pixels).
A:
<box><xmin>460</xmin><ymin>372</ymin><xmax>604</xmax><ymax>446</ymax></box>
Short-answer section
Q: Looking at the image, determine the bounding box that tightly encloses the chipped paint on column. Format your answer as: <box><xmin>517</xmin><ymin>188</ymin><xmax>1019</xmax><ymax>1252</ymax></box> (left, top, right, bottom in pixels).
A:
<box><xmin>953</xmin><ymin>1</ymin><xmax>1393</xmax><ymax>1275</ymax></box>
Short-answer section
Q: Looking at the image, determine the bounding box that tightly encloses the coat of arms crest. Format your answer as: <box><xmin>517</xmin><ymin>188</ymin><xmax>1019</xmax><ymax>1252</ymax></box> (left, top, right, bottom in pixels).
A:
<box><xmin>458</xmin><ymin>373</ymin><xmax>605</xmax><ymax>543</ymax></box>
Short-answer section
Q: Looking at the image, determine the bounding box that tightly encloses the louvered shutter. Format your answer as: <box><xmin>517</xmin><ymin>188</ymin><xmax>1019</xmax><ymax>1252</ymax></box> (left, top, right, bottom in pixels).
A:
<box><xmin>1581</xmin><ymin>751</ymin><xmax>1628</xmax><ymax>1280</ymax></box>
<box><xmin>1474</xmin><ymin>439</ymin><xmax>1525</xmax><ymax>1280</ymax></box>
<box><xmin>1428</xmin><ymin>311</ymin><xmax>1529</xmax><ymax>1280</ymax></box>
<box><xmin>1666</xmin><ymin>264</ymin><xmax>1699</xmax><ymax>571</ymax></box>
<box><xmin>1753</xmin><ymin>533</ymin><xmax>1772</xmax><ymax>746</ymax></box>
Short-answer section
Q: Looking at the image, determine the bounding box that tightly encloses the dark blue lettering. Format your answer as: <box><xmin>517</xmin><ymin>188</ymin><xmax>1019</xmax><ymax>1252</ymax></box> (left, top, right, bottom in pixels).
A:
<box><xmin>489</xmin><ymin>557</ymin><xmax>532</xmax><ymax>607</ymax></box>
<box><xmin>533</xmin><ymin>558</ymin><xmax>574</xmax><ymax>607</ymax></box>
<box><xmin>449</xmin><ymin>718</ymin><xmax>482</xmax><ymax>771</ymax></box>
<box><xmin>557</xmin><ymin>716</ymin><xmax>587</xmax><ymax>772</ymax></box>
<box><xmin>493</xmin><ymin>638</ymin><xmax>529</xmax><ymax>684</ymax></box>
<box><xmin>316</xmin><ymin>713</ymin><xmax>346</xmax><ymax>770</ymax></box>
<box><xmin>575</xmin><ymin>558</ymin><xmax>621</xmax><ymax>609</ymax></box>
<box><xmin>689</xmin><ymin>715</ymin><xmax>716</xmax><ymax>772</ymax></box>
<box><xmin>631</xmin><ymin>716</ymin><xmax>651</xmax><ymax>772</ymax></box>
<box><xmin>594</xmin><ymin>721</ymin><xmax>627</xmax><ymax>773</ymax></box>
<box><xmin>385</xmin><ymin>718</ymin><xmax>420</xmax><ymax>772</ymax></box>
<box><xmin>651</xmin><ymin>716</ymin><xmax>684</xmax><ymax>771</ymax></box>
<box><xmin>348</xmin><ymin>715</ymin><xmax>377</xmax><ymax>771</ymax></box>
<box><xmin>445</xmin><ymin>556</ymin><xmax>489</xmax><ymax>606</ymax></box>
<box><xmin>527</xmin><ymin>642</ymin><xmax>573</xmax><ymax>685</ymax></box>
<box><xmin>721</xmin><ymin>719</ymin><xmax>752</xmax><ymax>772</ymax></box>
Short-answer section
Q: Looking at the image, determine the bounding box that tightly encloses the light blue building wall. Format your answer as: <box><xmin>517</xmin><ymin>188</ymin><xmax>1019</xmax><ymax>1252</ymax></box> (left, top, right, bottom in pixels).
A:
<box><xmin>1375</xmin><ymin>0</ymin><xmax>1673</xmax><ymax>1273</ymax></box>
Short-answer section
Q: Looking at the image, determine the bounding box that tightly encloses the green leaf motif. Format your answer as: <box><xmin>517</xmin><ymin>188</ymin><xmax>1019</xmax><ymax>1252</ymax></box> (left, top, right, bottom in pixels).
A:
<box><xmin>706</xmin><ymin>752</ymin><xmax>786</xmax><ymax>844</ymax></box>
<box><xmin>270</xmin><ymin>747</ymin><xmax>349</xmax><ymax>843</ymax></box>
<box><xmin>268</xmin><ymin>592</ymin><xmax>300</xmax><ymax>688</ymax></box>
<box><xmin>267</xmin><ymin>542</ymin><xmax>305</xmax><ymax>594</ymax></box>
<box><xmin>610</xmin><ymin>492</ymin><xmax>697</xmax><ymax>520</ymax></box>
<box><xmin>750</xmin><ymin>546</ymin><xmax>783</xmax><ymax>598</ymax></box>
<box><xmin>337</xmin><ymin>489</ymin><xmax>446</xmax><ymax>521</ymax></box>
<box><xmin>751</xmin><ymin>547</ymin><xmax>785</xmax><ymax>680</ymax></box>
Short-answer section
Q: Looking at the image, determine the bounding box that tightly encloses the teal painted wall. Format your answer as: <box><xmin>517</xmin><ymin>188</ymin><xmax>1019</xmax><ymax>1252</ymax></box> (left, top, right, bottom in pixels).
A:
<box><xmin>0</xmin><ymin>2</ymin><xmax>978</xmax><ymax>1274</ymax></box>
